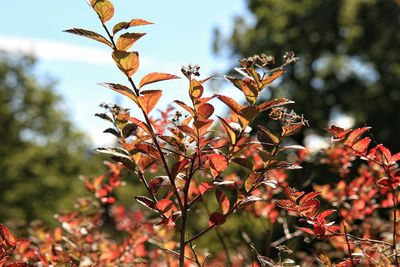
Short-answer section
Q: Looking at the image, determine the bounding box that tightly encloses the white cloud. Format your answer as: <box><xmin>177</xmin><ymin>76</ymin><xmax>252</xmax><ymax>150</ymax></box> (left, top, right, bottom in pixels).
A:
<box><xmin>0</xmin><ymin>35</ymin><xmax>168</xmax><ymax>70</ymax></box>
<box><xmin>0</xmin><ymin>35</ymin><xmax>112</xmax><ymax>65</ymax></box>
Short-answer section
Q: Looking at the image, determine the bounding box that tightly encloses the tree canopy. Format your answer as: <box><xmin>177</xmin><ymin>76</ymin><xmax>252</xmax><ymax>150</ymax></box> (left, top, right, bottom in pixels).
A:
<box><xmin>215</xmin><ymin>0</ymin><xmax>400</xmax><ymax>148</ymax></box>
<box><xmin>0</xmin><ymin>52</ymin><xmax>102</xmax><ymax>225</ymax></box>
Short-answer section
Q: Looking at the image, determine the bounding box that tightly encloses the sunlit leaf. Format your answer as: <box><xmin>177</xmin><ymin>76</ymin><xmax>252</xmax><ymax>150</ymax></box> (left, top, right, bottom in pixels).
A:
<box><xmin>197</xmin><ymin>103</ymin><xmax>214</xmax><ymax>119</ymax></box>
<box><xmin>190</xmin><ymin>79</ymin><xmax>204</xmax><ymax>99</ymax></box>
<box><xmin>217</xmin><ymin>116</ymin><xmax>237</xmax><ymax>145</ymax></box>
<box><xmin>139</xmin><ymin>72</ymin><xmax>180</xmax><ymax>88</ymax></box>
<box><xmin>89</xmin><ymin>0</ymin><xmax>114</xmax><ymax>23</ymax></box>
<box><xmin>64</xmin><ymin>28</ymin><xmax>112</xmax><ymax>47</ymax></box>
<box><xmin>113</xmin><ymin>19</ymin><xmax>154</xmax><ymax>35</ymax></box>
<box><xmin>215</xmin><ymin>94</ymin><xmax>243</xmax><ymax>114</ymax></box>
<box><xmin>112</xmin><ymin>50</ymin><xmax>139</xmax><ymax>77</ymax></box>
<box><xmin>344</xmin><ymin>127</ymin><xmax>371</xmax><ymax>145</ymax></box>
<box><xmin>261</xmin><ymin>69</ymin><xmax>286</xmax><ymax>88</ymax></box>
<box><xmin>99</xmin><ymin>83</ymin><xmax>137</xmax><ymax>102</ymax></box>
<box><xmin>325</xmin><ymin>125</ymin><xmax>352</xmax><ymax>139</ymax></box>
<box><xmin>209</xmin><ymin>154</ymin><xmax>228</xmax><ymax>173</ymax></box>
<box><xmin>216</xmin><ymin>190</ymin><xmax>230</xmax><ymax>214</ymax></box>
<box><xmin>116</xmin><ymin>32</ymin><xmax>146</xmax><ymax>51</ymax></box>
<box><xmin>137</xmin><ymin>90</ymin><xmax>162</xmax><ymax>114</ymax></box>
<box><xmin>225</xmin><ymin>76</ymin><xmax>258</xmax><ymax>105</ymax></box>
<box><xmin>258</xmin><ymin>125</ymin><xmax>279</xmax><ymax>144</ymax></box>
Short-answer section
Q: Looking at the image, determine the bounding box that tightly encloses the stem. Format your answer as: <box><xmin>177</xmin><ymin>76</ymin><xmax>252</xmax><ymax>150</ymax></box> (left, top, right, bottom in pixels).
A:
<box><xmin>391</xmin><ymin>185</ymin><xmax>399</xmax><ymax>266</ymax></box>
<box><xmin>338</xmin><ymin>207</ymin><xmax>355</xmax><ymax>266</ymax></box>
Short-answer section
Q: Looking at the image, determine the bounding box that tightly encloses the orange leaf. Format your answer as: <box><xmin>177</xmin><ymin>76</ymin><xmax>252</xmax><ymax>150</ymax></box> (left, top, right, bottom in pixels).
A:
<box><xmin>209</xmin><ymin>154</ymin><xmax>228</xmax><ymax>173</ymax></box>
<box><xmin>215</xmin><ymin>94</ymin><xmax>243</xmax><ymax>114</ymax></box>
<box><xmin>99</xmin><ymin>83</ymin><xmax>137</xmax><ymax>103</ymax></box>
<box><xmin>139</xmin><ymin>72</ymin><xmax>180</xmax><ymax>88</ymax></box>
<box><xmin>89</xmin><ymin>0</ymin><xmax>114</xmax><ymax>23</ymax></box>
<box><xmin>112</xmin><ymin>50</ymin><xmax>139</xmax><ymax>77</ymax></box>
<box><xmin>113</xmin><ymin>19</ymin><xmax>154</xmax><ymax>35</ymax></box>
<box><xmin>216</xmin><ymin>190</ymin><xmax>230</xmax><ymax>214</ymax></box>
<box><xmin>137</xmin><ymin>90</ymin><xmax>162</xmax><ymax>114</ymax></box>
<box><xmin>64</xmin><ymin>28</ymin><xmax>112</xmax><ymax>47</ymax></box>
<box><xmin>261</xmin><ymin>69</ymin><xmax>286</xmax><ymax>88</ymax></box>
<box><xmin>226</xmin><ymin>76</ymin><xmax>258</xmax><ymax>105</ymax></box>
<box><xmin>116</xmin><ymin>32</ymin><xmax>146</xmax><ymax>51</ymax></box>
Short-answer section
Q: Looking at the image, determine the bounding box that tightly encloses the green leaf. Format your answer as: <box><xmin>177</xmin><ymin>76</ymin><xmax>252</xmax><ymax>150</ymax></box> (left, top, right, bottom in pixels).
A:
<box><xmin>116</xmin><ymin>32</ymin><xmax>146</xmax><ymax>51</ymax></box>
<box><xmin>112</xmin><ymin>50</ymin><xmax>139</xmax><ymax>77</ymax></box>
<box><xmin>64</xmin><ymin>28</ymin><xmax>113</xmax><ymax>47</ymax></box>
<box><xmin>113</xmin><ymin>19</ymin><xmax>154</xmax><ymax>35</ymax></box>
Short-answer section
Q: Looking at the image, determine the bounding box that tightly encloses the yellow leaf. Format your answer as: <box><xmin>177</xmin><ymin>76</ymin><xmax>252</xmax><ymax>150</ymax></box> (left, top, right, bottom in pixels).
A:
<box><xmin>89</xmin><ymin>0</ymin><xmax>114</xmax><ymax>23</ymax></box>
<box><xmin>112</xmin><ymin>50</ymin><xmax>139</xmax><ymax>77</ymax></box>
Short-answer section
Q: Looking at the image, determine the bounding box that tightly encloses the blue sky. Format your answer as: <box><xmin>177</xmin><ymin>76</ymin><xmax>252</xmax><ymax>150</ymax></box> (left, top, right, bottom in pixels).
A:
<box><xmin>1</xmin><ymin>1</ymin><xmax>251</xmax><ymax>146</ymax></box>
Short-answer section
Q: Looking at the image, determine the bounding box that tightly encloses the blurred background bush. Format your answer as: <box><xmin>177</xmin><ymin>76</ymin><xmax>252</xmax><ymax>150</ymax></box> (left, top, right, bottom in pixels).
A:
<box><xmin>214</xmin><ymin>0</ymin><xmax>400</xmax><ymax>150</ymax></box>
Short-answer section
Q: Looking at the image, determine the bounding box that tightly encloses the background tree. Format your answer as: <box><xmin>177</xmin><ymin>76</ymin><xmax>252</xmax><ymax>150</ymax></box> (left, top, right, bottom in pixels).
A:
<box><xmin>0</xmin><ymin>52</ymin><xmax>102</xmax><ymax>225</ymax></box>
<box><xmin>214</xmin><ymin>0</ymin><xmax>400</xmax><ymax>149</ymax></box>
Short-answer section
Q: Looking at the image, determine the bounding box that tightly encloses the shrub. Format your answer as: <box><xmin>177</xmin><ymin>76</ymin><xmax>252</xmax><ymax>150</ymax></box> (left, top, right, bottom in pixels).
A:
<box><xmin>1</xmin><ymin>1</ymin><xmax>400</xmax><ymax>266</ymax></box>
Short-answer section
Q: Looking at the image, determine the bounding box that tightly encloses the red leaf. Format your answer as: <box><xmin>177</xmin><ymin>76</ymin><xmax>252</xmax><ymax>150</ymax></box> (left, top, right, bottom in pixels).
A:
<box><xmin>137</xmin><ymin>90</ymin><xmax>162</xmax><ymax>114</ymax></box>
<box><xmin>392</xmin><ymin>152</ymin><xmax>400</xmax><ymax>163</ymax></box>
<box><xmin>216</xmin><ymin>190</ymin><xmax>230</xmax><ymax>214</ymax></box>
<box><xmin>325</xmin><ymin>125</ymin><xmax>352</xmax><ymax>139</ymax></box>
<box><xmin>299</xmin><ymin>192</ymin><xmax>320</xmax><ymax>206</ymax></box>
<box><xmin>316</xmin><ymin>209</ymin><xmax>336</xmax><ymax>222</ymax></box>
<box><xmin>171</xmin><ymin>159</ymin><xmax>189</xmax><ymax>178</ymax></box>
<box><xmin>0</xmin><ymin>223</ymin><xmax>16</xmax><ymax>246</ymax></box>
<box><xmin>199</xmin><ymin>182</ymin><xmax>213</xmax><ymax>195</ymax></box>
<box><xmin>377</xmin><ymin>177</ymin><xmax>391</xmax><ymax>187</ymax></box>
<box><xmin>344</xmin><ymin>127</ymin><xmax>371</xmax><ymax>145</ymax></box>
<box><xmin>135</xmin><ymin>196</ymin><xmax>156</xmax><ymax>210</ymax></box>
<box><xmin>197</xmin><ymin>103</ymin><xmax>214</xmax><ymax>119</ymax></box>
<box><xmin>139</xmin><ymin>72</ymin><xmax>180</xmax><ymax>88</ymax></box>
<box><xmin>177</xmin><ymin>125</ymin><xmax>197</xmax><ymax>139</ymax></box>
<box><xmin>377</xmin><ymin>145</ymin><xmax>392</xmax><ymax>165</ymax></box>
<box><xmin>299</xmin><ymin>199</ymin><xmax>320</xmax><ymax>218</ymax></box>
<box><xmin>284</xmin><ymin>187</ymin><xmax>305</xmax><ymax>202</ymax></box>
<box><xmin>208</xmin><ymin>212</ymin><xmax>226</xmax><ymax>226</ymax></box>
<box><xmin>351</xmin><ymin>137</ymin><xmax>370</xmax><ymax>154</ymax></box>
<box><xmin>209</xmin><ymin>154</ymin><xmax>228</xmax><ymax>173</ymax></box>
<box><xmin>155</xmin><ymin>199</ymin><xmax>173</xmax><ymax>214</ymax></box>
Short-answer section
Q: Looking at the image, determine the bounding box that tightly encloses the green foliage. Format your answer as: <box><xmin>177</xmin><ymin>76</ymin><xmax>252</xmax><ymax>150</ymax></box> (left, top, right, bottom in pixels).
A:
<box><xmin>216</xmin><ymin>0</ymin><xmax>400</xmax><ymax>149</ymax></box>
<box><xmin>0</xmin><ymin>52</ymin><xmax>102</xmax><ymax>225</ymax></box>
